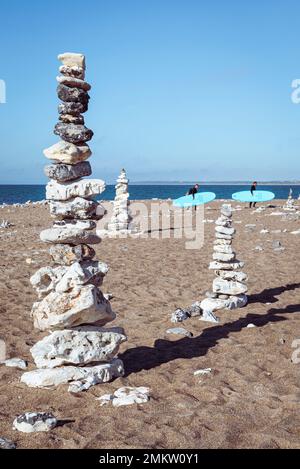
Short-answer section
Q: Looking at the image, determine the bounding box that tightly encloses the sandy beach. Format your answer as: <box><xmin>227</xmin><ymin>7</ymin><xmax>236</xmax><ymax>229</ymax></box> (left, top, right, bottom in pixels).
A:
<box><xmin>0</xmin><ymin>199</ymin><xmax>299</xmax><ymax>448</ymax></box>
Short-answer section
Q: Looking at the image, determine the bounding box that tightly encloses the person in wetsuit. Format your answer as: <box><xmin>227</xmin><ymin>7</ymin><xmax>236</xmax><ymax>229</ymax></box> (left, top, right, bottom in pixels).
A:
<box><xmin>187</xmin><ymin>183</ymin><xmax>199</xmax><ymax>210</ymax></box>
<box><xmin>249</xmin><ymin>181</ymin><xmax>257</xmax><ymax>208</ymax></box>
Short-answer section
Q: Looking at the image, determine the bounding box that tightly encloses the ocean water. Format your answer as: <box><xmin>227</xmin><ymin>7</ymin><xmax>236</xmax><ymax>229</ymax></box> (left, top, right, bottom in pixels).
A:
<box><xmin>0</xmin><ymin>184</ymin><xmax>299</xmax><ymax>205</ymax></box>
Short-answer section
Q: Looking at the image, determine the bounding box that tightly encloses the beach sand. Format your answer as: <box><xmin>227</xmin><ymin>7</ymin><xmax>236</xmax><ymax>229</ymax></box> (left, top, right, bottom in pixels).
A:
<box><xmin>0</xmin><ymin>200</ymin><xmax>300</xmax><ymax>449</ymax></box>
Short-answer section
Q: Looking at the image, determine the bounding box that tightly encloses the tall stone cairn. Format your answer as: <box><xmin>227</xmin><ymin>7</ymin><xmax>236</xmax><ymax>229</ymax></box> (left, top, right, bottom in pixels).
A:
<box><xmin>200</xmin><ymin>203</ymin><xmax>248</xmax><ymax>323</ymax></box>
<box><xmin>107</xmin><ymin>168</ymin><xmax>132</xmax><ymax>233</ymax></box>
<box><xmin>21</xmin><ymin>53</ymin><xmax>127</xmax><ymax>393</ymax></box>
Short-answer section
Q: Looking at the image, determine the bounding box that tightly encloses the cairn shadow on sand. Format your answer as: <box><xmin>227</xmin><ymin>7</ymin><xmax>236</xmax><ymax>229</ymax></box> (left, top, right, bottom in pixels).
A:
<box><xmin>247</xmin><ymin>283</ymin><xmax>300</xmax><ymax>305</ymax></box>
<box><xmin>120</xmin><ymin>284</ymin><xmax>300</xmax><ymax>377</ymax></box>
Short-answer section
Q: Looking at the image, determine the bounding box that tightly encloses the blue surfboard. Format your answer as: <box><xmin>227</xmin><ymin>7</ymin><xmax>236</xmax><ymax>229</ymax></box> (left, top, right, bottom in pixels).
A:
<box><xmin>173</xmin><ymin>192</ymin><xmax>216</xmax><ymax>208</ymax></box>
<box><xmin>232</xmin><ymin>190</ymin><xmax>275</xmax><ymax>203</ymax></box>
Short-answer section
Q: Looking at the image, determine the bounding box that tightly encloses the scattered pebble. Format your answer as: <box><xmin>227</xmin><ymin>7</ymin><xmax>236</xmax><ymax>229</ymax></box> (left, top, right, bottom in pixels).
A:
<box><xmin>247</xmin><ymin>323</ymin><xmax>256</xmax><ymax>328</ymax></box>
<box><xmin>166</xmin><ymin>327</ymin><xmax>193</xmax><ymax>338</ymax></box>
<box><xmin>171</xmin><ymin>308</ymin><xmax>190</xmax><ymax>323</ymax></box>
<box><xmin>13</xmin><ymin>412</ymin><xmax>57</xmax><ymax>433</ymax></box>
<box><xmin>193</xmin><ymin>368</ymin><xmax>212</xmax><ymax>376</ymax></box>
<box><xmin>97</xmin><ymin>387</ymin><xmax>150</xmax><ymax>407</ymax></box>
<box><xmin>0</xmin><ymin>437</ymin><xmax>16</xmax><ymax>449</ymax></box>
<box><xmin>1</xmin><ymin>358</ymin><xmax>28</xmax><ymax>370</ymax></box>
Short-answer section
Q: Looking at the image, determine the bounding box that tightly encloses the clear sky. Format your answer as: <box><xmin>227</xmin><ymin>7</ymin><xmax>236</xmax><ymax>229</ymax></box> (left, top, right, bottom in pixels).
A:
<box><xmin>0</xmin><ymin>0</ymin><xmax>300</xmax><ymax>183</ymax></box>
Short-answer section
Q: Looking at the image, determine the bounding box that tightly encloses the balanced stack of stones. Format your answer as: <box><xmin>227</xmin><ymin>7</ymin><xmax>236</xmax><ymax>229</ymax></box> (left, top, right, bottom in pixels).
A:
<box><xmin>283</xmin><ymin>188</ymin><xmax>296</xmax><ymax>211</ymax></box>
<box><xmin>107</xmin><ymin>168</ymin><xmax>132</xmax><ymax>233</ymax></box>
<box><xmin>21</xmin><ymin>53</ymin><xmax>127</xmax><ymax>393</ymax></box>
<box><xmin>200</xmin><ymin>204</ymin><xmax>248</xmax><ymax>323</ymax></box>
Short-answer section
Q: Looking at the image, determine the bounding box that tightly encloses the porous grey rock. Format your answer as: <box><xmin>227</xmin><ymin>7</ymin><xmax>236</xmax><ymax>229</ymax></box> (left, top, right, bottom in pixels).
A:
<box><xmin>59</xmin><ymin>114</ymin><xmax>84</xmax><ymax>125</ymax></box>
<box><xmin>49</xmin><ymin>197</ymin><xmax>100</xmax><ymax>220</ymax></box>
<box><xmin>57</xmin><ymin>84</ymin><xmax>89</xmax><ymax>105</ymax></box>
<box><xmin>53</xmin><ymin>219</ymin><xmax>96</xmax><ymax>230</ymax></box>
<box><xmin>0</xmin><ymin>437</ymin><xmax>16</xmax><ymax>449</ymax></box>
<box><xmin>44</xmin><ymin>141</ymin><xmax>91</xmax><ymax>164</ymax></box>
<box><xmin>32</xmin><ymin>285</ymin><xmax>115</xmax><ymax>331</ymax></box>
<box><xmin>21</xmin><ymin>358</ymin><xmax>124</xmax><ymax>390</ymax></box>
<box><xmin>58</xmin><ymin>101</ymin><xmax>88</xmax><ymax>116</ymax></box>
<box><xmin>56</xmin><ymin>76</ymin><xmax>91</xmax><ymax>91</ymax></box>
<box><xmin>13</xmin><ymin>412</ymin><xmax>57</xmax><ymax>433</ymax></box>
<box><xmin>31</xmin><ymin>261</ymin><xmax>108</xmax><ymax>297</ymax></box>
<box><xmin>44</xmin><ymin>161</ymin><xmax>92</xmax><ymax>182</ymax></box>
<box><xmin>54</xmin><ymin>122</ymin><xmax>93</xmax><ymax>144</ymax></box>
<box><xmin>215</xmin><ymin>270</ymin><xmax>248</xmax><ymax>282</ymax></box>
<box><xmin>31</xmin><ymin>327</ymin><xmax>127</xmax><ymax>368</ymax></box>
<box><xmin>59</xmin><ymin>65</ymin><xmax>85</xmax><ymax>80</ymax></box>
<box><xmin>171</xmin><ymin>308</ymin><xmax>190</xmax><ymax>323</ymax></box>
<box><xmin>46</xmin><ymin>179</ymin><xmax>105</xmax><ymax>201</ymax></box>
<box><xmin>40</xmin><ymin>226</ymin><xmax>101</xmax><ymax>245</ymax></box>
<box><xmin>50</xmin><ymin>244</ymin><xmax>95</xmax><ymax>266</ymax></box>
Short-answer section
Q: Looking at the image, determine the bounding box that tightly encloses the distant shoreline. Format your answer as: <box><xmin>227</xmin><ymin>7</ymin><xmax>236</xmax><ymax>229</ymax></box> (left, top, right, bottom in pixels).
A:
<box><xmin>0</xmin><ymin>182</ymin><xmax>300</xmax><ymax>186</ymax></box>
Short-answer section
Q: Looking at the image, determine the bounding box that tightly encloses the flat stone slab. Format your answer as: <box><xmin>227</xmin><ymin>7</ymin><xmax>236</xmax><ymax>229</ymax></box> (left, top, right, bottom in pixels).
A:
<box><xmin>40</xmin><ymin>226</ymin><xmax>101</xmax><ymax>245</ymax></box>
<box><xmin>21</xmin><ymin>358</ymin><xmax>124</xmax><ymax>391</ymax></box>
<box><xmin>46</xmin><ymin>179</ymin><xmax>105</xmax><ymax>201</ymax></box>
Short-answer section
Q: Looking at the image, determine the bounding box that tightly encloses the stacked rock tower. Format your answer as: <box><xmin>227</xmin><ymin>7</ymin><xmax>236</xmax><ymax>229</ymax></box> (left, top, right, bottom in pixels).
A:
<box><xmin>21</xmin><ymin>53</ymin><xmax>126</xmax><ymax>392</ymax></box>
<box><xmin>200</xmin><ymin>204</ymin><xmax>248</xmax><ymax>323</ymax></box>
<box><xmin>107</xmin><ymin>168</ymin><xmax>132</xmax><ymax>233</ymax></box>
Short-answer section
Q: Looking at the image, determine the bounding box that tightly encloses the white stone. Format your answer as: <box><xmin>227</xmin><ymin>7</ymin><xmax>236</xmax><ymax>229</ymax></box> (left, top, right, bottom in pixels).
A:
<box><xmin>31</xmin><ymin>327</ymin><xmax>127</xmax><ymax>368</ymax></box>
<box><xmin>1</xmin><ymin>358</ymin><xmax>27</xmax><ymax>370</ymax></box>
<box><xmin>213</xmin><ymin>278</ymin><xmax>248</xmax><ymax>295</ymax></box>
<box><xmin>213</xmin><ymin>244</ymin><xmax>234</xmax><ymax>254</ymax></box>
<box><xmin>53</xmin><ymin>220</ymin><xmax>96</xmax><ymax>230</ymax></box>
<box><xmin>226</xmin><ymin>294</ymin><xmax>248</xmax><ymax>310</ymax></box>
<box><xmin>43</xmin><ymin>141</ymin><xmax>91</xmax><ymax>164</ymax></box>
<box><xmin>21</xmin><ymin>359</ymin><xmax>124</xmax><ymax>390</ymax></box>
<box><xmin>50</xmin><ymin>197</ymin><xmax>100</xmax><ymax>220</ymax></box>
<box><xmin>46</xmin><ymin>179</ymin><xmax>105</xmax><ymax>201</ymax></box>
<box><xmin>97</xmin><ymin>387</ymin><xmax>150</xmax><ymax>407</ymax></box>
<box><xmin>58</xmin><ymin>52</ymin><xmax>86</xmax><ymax>69</ymax></box>
<box><xmin>215</xmin><ymin>225</ymin><xmax>235</xmax><ymax>236</ymax></box>
<box><xmin>55</xmin><ymin>261</ymin><xmax>108</xmax><ymax>293</ymax></box>
<box><xmin>13</xmin><ymin>412</ymin><xmax>57</xmax><ymax>433</ymax></box>
<box><xmin>212</xmin><ymin>252</ymin><xmax>235</xmax><ymax>262</ymax></box>
<box><xmin>209</xmin><ymin>260</ymin><xmax>244</xmax><ymax>270</ymax></box>
<box><xmin>40</xmin><ymin>226</ymin><xmax>101</xmax><ymax>245</ymax></box>
<box><xmin>215</xmin><ymin>232</ymin><xmax>233</xmax><ymax>240</ymax></box>
<box><xmin>214</xmin><ymin>238</ymin><xmax>232</xmax><ymax>246</ymax></box>
<box><xmin>193</xmin><ymin>368</ymin><xmax>212</xmax><ymax>376</ymax></box>
<box><xmin>56</xmin><ymin>76</ymin><xmax>90</xmax><ymax>91</ymax></box>
<box><xmin>32</xmin><ymin>285</ymin><xmax>115</xmax><ymax>331</ymax></box>
<box><xmin>215</xmin><ymin>270</ymin><xmax>248</xmax><ymax>282</ymax></box>
<box><xmin>200</xmin><ymin>297</ymin><xmax>227</xmax><ymax>313</ymax></box>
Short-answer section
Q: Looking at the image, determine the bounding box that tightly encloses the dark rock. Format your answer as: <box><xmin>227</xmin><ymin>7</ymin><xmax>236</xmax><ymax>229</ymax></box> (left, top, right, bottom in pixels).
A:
<box><xmin>49</xmin><ymin>244</ymin><xmax>96</xmax><ymax>266</ymax></box>
<box><xmin>59</xmin><ymin>114</ymin><xmax>84</xmax><ymax>125</ymax></box>
<box><xmin>58</xmin><ymin>102</ymin><xmax>88</xmax><ymax>116</ymax></box>
<box><xmin>54</xmin><ymin>123</ymin><xmax>93</xmax><ymax>144</ymax></box>
<box><xmin>186</xmin><ymin>301</ymin><xmax>202</xmax><ymax>317</ymax></box>
<box><xmin>0</xmin><ymin>437</ymin><xmax>16</xmax><ymax>449</ymax></box>
<box><xmin>59</xmin><ymin>65</ymin><xmax>85</xmax><ymax>80</ymax></box>
<box><xmin>44</xmin><ymin>161</ymin><xmax>92</xmax><ymax>183</ymax></box>
<box><xmin>57</xmin><ymin>84</ymin><xmax>90</xmax><ymax>105</ymax></box>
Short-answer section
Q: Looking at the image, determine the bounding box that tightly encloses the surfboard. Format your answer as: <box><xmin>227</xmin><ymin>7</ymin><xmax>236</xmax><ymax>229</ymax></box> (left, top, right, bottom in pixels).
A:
<box><xmin>173</xmin><ymin>192</ymin><xmax>216</xmax><ymax>208</ymax></box>
<box><xmin>232</xmin><ymin>190</ymin><xmax>275</xmax><ymax>203</ymax></box>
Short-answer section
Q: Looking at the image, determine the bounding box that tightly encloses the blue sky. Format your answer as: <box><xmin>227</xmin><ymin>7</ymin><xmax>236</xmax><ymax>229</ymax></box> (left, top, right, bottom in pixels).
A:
<box><xmin>0</xmin><ymin>0</ymin><xmax>300</xmax><ymax>183</ymax></box>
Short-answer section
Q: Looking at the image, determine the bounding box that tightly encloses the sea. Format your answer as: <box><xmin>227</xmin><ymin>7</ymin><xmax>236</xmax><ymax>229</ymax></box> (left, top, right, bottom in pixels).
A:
<box><xmin>0</xmin><ymin>184</ymin><xmax>299</xmax><ymax>205</ymax></box>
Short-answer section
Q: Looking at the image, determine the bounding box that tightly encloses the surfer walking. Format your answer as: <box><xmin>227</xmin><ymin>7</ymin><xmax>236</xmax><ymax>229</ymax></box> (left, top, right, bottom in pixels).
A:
<box><xmin>249</xmin><ymin>181</ymin><xmax>257</xmax><ymax>208</ymax></box>
<box><xmin>187</xmin><ymin>184</ymin><xmax>199</xmax><ymax>210</ymax></box>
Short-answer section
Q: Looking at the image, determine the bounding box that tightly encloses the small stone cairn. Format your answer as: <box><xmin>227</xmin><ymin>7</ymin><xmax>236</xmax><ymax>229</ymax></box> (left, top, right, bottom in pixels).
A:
<box><xmin>107</xmin><ymin>168</ymin><xmax>132</xmax><ymax>233</ymax></box>
<box><xmin>283</xmin><ymin>188</ymin><xmax>296</xmax><ymax>211</ymax></box>
<box><xmin>21</xmin><ymin>53</ymin><xmax>126</xmax><ymax>392</ymax></box>
<box><xmin>200</xmin><ymin>204</ymin><xmax>248</xmax><ymax>322</ymax></box>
